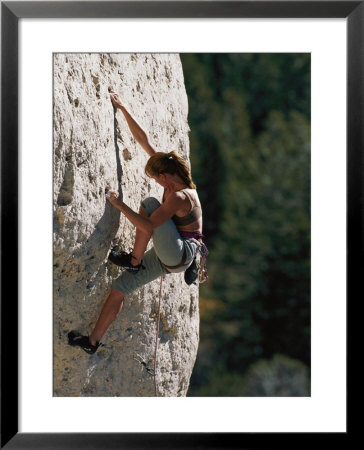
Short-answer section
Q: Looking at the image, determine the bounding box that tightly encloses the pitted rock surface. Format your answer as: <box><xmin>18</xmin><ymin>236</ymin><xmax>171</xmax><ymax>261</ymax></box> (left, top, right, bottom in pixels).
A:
<box><xmin>53</xmin><ymin>53</ymin><xmax>199</xmax><ymax>396</ymax></box>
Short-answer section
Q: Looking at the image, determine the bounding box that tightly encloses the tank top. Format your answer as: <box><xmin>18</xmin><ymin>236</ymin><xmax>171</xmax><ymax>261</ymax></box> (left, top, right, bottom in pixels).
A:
<box><xmin>172</xmin><ymin>189</ymin><xmax>202</xmax><ymax>229</ymax></box>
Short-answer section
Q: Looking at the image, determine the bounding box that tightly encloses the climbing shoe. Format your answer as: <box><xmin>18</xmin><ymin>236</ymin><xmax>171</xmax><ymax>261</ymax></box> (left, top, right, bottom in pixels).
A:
<box><xmin>108</xmin><ymin>248</ymin><xmax>145</xmax><ymax>273</ymax></box>
<box><xmin>184</xmin><ymin>258</ymin><xmax>199</xmax><ymax>285</ymax></box>
<box><xmin>68</xmin><ymin>331</ymin><xmax>100</xmax><ymax>355</ymax></box>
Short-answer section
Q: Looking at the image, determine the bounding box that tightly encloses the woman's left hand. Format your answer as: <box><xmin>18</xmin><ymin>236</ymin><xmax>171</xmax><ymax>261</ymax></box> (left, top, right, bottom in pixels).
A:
<box><xmin>106</xmin><ymin>190</ymin><xmax>119</xmax><ymax>205</ymax></box>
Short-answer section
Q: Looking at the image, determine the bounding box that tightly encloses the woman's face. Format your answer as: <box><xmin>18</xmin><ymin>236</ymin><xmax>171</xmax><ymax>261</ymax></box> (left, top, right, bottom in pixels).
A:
<box><xmin>152</xmin><ymin>173</ymin><xmax>168</xmax><ymax>187</ymax></box>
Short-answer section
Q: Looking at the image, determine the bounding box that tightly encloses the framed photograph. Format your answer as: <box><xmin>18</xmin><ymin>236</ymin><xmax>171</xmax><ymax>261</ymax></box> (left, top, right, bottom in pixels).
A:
<box><xmin>1</xmin><ymin>1</ymin><xmax>356</xmax><ymax>448</ymax></box>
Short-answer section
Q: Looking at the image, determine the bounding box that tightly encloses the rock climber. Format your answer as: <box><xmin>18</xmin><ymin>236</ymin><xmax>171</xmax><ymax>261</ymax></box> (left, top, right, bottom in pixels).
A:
<box><xmin>68</xmin><ymin>89</ymin><xmax>207</xmax><ymax>354</ymax></box>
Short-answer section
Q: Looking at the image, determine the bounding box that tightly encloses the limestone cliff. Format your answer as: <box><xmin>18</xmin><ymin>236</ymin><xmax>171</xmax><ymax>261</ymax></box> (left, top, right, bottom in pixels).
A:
<box><xmin>53</xmin><ymin>53</ymin><xmax>199</xmax><ymax>396</ymax></box>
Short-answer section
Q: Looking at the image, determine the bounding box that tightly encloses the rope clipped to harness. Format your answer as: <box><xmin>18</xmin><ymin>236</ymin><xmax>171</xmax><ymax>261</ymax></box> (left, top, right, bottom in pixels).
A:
<box><xmin>180</xmin><ymin>232</ymin><xmax>209</xmax><ymax>284</ymax></box>
<box><xmin>197</xmin><ymin>240</ymin><xmax>209</xmax><ymax>283</ymax></box>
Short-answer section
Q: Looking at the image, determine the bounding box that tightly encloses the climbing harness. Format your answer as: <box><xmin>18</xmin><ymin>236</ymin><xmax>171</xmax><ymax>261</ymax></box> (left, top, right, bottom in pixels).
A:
<box><xmin>161</xmin><ymin>232</ymin><xmax>208</xmax><ymax>284</ymax></box>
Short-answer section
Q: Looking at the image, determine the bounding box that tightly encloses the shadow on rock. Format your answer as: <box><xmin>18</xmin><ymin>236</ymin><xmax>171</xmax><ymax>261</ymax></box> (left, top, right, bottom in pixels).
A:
<box><xmin>78</xmin><ymin>107</ymin><xmax>124</xmax><ymax>285</ymax></box>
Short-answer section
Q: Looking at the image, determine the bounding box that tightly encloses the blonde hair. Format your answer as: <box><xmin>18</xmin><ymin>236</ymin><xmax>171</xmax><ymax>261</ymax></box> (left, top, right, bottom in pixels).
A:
<box><xmin>145</xmin><ymin>151</ymin><xmax>196</xmax><ymax>189</ymax></box>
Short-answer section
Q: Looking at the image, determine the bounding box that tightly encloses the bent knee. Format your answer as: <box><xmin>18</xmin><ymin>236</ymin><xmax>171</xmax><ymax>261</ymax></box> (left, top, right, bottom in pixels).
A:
<box><xmin>110</xmin><ymin>288</ymin><xmax>124</xmax><ymax>301</ymax></box>
<box><xmin>140</xmin><ymin>197</ymin><xmax>161</xmax><ymax>216</ymax></box>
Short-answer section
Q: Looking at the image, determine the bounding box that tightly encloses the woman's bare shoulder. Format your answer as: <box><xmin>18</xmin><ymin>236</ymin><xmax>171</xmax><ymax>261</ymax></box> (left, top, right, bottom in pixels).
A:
<box><xmin>183</xmin><ymin>188</ymin><xmax>200</xmax><ymax>204</ymax></box>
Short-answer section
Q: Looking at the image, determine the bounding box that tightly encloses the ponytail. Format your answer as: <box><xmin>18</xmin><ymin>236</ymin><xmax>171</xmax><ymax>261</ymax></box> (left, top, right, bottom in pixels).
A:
<box><xmin>145</xmin><ymin>151</ymin><xmax>196</xmax><ymax>189</ymax></box>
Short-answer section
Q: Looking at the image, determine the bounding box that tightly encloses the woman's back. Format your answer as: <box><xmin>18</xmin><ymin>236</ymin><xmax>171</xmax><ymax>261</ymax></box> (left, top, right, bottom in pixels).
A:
<box><xmin>171</xmin><ymin>188</ymin><xmax>203</xmax><ymax>234</ymax></box>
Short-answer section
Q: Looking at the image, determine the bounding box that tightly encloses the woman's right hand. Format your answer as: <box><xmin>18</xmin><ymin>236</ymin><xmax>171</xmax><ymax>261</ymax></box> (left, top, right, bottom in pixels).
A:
<box><xmin>109</xmin><ymin>89</ymin><xmax>123</xmax><ymax>110</ymax></box>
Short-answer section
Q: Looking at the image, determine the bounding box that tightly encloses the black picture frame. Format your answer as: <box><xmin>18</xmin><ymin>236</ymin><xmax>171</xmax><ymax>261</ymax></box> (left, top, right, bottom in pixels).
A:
<box><xmin>1</xmin><ymin>1</ymin><xmax>356</xmax><ymax>448</ymax></box>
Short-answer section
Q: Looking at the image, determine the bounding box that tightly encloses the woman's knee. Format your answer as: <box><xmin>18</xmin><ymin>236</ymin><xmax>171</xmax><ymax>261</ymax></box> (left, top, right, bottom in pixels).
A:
<box><xmin>139</xmin><ymin>205</ymin><xmax>148</xmax><ymax>217</ymax></box>
<box><xmin>140</xmin><ymin>197</ymin><xmax>161</xmax><ymax>216</ymax></box>
<box><xmin>110</xmin><ymin>288</ymin><xmax>124</xmax><ymax>302</ymax></box>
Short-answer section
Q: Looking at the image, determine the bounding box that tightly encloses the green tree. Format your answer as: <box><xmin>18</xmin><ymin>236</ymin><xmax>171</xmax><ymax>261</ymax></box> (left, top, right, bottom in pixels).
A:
<box><xmin>181</xmin><ymin>54</ymin><xmax>311</xmax><ymax>396</ymax></box>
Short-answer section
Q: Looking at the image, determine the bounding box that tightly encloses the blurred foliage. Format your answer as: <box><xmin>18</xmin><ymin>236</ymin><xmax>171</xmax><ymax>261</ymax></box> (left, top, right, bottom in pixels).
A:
<box><xmin>192</xmin><ymin>354</ymin><xmax>310</xmax><ymax>397</ymax></box>
<box><xmin>180</xmin><ymin>54</ymin><xmax>310</xmax><ymax>396</ymax></box>
<box><xmin>242</xmin><ymin>354</ymin><xmax>310</xmax><ymax>397</ymax></box>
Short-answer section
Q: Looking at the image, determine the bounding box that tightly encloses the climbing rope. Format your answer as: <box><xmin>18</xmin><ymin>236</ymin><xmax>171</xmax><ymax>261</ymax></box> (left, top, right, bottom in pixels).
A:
<box><xmin>153</xmin><ymin>274</ymin><xmax>164</xmax><ymax>397</ymax></box>
<box><xmin>151</xmin><ymin>239</ymin><xmax>208</xmax><ymax>396</ymax></box>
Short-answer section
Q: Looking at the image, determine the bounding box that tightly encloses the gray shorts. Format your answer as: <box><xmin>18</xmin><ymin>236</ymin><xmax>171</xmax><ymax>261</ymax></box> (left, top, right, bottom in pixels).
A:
<box><xmin>112</xmin><ymin>197</ymin><xmax>197</xmax><ymax>295</ymax></box>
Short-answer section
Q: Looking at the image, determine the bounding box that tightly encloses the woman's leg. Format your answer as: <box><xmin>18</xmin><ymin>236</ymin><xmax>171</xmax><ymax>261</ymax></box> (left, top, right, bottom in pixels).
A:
<box><xmin>89</xmin><ymin>289</ymin><xmax>124</xmax><ymax>345</ymax></box>
<box><xmin>112</xmin><ymin>247</ymin><xmax>167</xmax><ymax>296</ymax></box>
<box><xmin>139</xmin><ymin>198</ymin><xmax>196</xmax><ymax>271</ymax></box>
<box><xmin>91</xmin><ymin>246</ymin><xmax>168</xmax><ymax>345</ymax></box>
<box><xmin>92</xmin><ymin>198</ymin><xmax>167</xmax><ymax>345</ymax></box>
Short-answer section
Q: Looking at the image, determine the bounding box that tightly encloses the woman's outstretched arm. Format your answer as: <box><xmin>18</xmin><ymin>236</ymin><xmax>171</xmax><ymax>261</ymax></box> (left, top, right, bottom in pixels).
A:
<box><xmin>109</xmin><ymin>89</ymin><xmax>157</xmax><ymax>157</ymax></box>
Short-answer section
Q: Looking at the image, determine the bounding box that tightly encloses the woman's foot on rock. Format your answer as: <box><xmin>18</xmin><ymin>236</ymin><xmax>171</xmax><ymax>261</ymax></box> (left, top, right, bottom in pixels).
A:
<box><xmin>68</xmin><ymin>331</ymin><xmax>100</xmax><ymax>355</ymax></box>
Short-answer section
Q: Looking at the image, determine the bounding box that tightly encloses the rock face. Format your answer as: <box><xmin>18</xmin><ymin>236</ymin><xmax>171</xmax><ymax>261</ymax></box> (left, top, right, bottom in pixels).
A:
<box><xmin>53</xmin><ymin>53</ymin><xmax>199</xmax><ymax>396</ymax></box>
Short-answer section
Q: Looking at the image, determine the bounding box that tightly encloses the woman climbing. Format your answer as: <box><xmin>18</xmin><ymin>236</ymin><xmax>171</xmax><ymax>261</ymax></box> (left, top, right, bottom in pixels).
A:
<box><xmin>68</xmin><ymin>90</ymin><xmax>206</xmax><ymax>354</ymax></box>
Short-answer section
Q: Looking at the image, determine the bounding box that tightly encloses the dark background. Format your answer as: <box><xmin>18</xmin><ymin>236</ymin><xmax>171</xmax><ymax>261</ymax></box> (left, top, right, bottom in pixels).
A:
<box><xmin>180</xmin><ymin>54</ymin><xmax>311</xmax><ymax>396</ymax></box>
